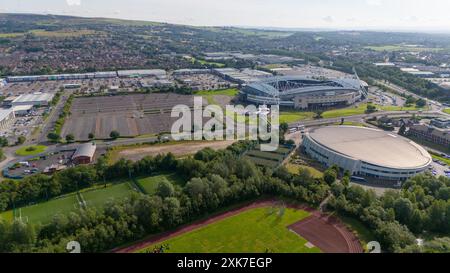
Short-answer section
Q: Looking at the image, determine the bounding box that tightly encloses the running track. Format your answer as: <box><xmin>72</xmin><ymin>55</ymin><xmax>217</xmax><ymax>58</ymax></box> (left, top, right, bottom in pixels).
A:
<box><xmin>113</xmin><ymin>199</ymin><xmax>363</xmax><ymax>253</ymax></box>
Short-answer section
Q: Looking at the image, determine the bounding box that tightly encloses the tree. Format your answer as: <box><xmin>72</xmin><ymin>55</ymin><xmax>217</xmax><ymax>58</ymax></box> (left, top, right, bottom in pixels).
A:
<box><xmin>88</xmin><ymin>133</ymin><xmax>95</xmax><ymax>140</ymax></box>
<box><xmin>156</xmin><ymin>181</ymin><xmax>175</xmax><ymax>198</ymax></box>
<box><xmin>0</xmin><ymin>137</ymin><xmax>8</xmax><ymax>147</ymax></box>
<box><xmin>323</xmin><ymin>169</ymin><xmax>337</xmax><ymax>185</ymax></box>
<box><xmin>16</xmin><ymin>136</ymin><xmax>26</xmax><ymax>145</ymax></box>
<box><xmin>280</xmin><ymin>122</ymin><xmax>289</xmax><ymax>134</ymax></box>
<box><xmin>110</xmin><ymin>131</ymin><xmax>120</xmax><ymax>140</ymax></box>
<box><xmin>416</xmin><ymin>98</ymin><xmax>427</xmax><ymax>108</ymax></box>
<box><xmin>65</xmin><ymin>134</ymin><xmax>75</xmax><ymax>143</ymax></box>
<box><xmin>313</xmin><ymin>110</ymin><xmax>324</xmax><ymax>119</ymax></box>
<box><xmin>393</xmin><ymin>198</ymin><xmax>414</xmax><ymax>224</ymax></box>
<box><xmin>366</xmin><ymin>104</ymin><xmax>377</xmax><ymax>113</ymax></box>
<box><xmin>47</xmin><ymin>132</ymin><xmax>60</xmax><ymax>143</ymax></box>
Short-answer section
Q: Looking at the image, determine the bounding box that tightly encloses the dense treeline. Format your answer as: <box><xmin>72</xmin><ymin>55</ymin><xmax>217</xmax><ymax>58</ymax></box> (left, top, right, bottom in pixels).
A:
<box><xmin>328</xmin><ymin>173</ymin><xmax>450</xmax><ymax>252</ymax></box>
<box><xmin>0</xmin><ymin>141</ymin><xmax>332</xmax><ymax>252</ymax></box>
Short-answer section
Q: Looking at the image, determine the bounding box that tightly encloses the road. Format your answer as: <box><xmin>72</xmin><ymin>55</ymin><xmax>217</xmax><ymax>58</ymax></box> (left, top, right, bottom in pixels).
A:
<box><xmin>289</xmin><ymin>109</ymin><xmax>446</xmax><ymax>128</ymax></box>
<box><xmin>35</xmin><ymin>91</ymin><xmax>72</xmax><ymax>144</ymax></box>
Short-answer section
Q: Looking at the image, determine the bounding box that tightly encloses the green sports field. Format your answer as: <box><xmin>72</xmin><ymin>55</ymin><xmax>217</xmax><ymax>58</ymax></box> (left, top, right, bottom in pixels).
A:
<box><xmin>81</xmin><ymin>182</ymin><xmax>137</xmax><ymax>209</ymax></box>
<box><xmin>136</xmin><ymin>173</ymin><xmax>184</xmax><ymax>194</ymax></box>
<box><xmin>0</xmin><ymin>182</ymin><xmax>137</xmax><ymax>224</ymax></box>
<box><xmin>139</xmin><ymin>207</ymin><xmax>321</xmax><ymax>253</ymax></box>
<box><xmin>4</xmin><ymin>195</ymin><xmax>80</xmax><ymax>224</ymax></box>
<box><xmin>444</xmin><ymin>109</ymin><xmax>450</xmax><ymax>115</ymax></box>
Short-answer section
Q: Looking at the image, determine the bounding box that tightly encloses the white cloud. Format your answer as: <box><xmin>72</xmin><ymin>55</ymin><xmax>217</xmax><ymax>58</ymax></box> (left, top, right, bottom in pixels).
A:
<box><xmin>322</xmin><ymin>16</ymin><xmax>334</xmax><ymax>23</ymax></box>
<box><xmin>66</xmin><ymin>0</ymin><xmax>81</xmax><ymax>6</ymax></box>
<box><xmin>366</xmin><ymin>0</ymin><xmax>382</xmax><ymax>6</ymax></box>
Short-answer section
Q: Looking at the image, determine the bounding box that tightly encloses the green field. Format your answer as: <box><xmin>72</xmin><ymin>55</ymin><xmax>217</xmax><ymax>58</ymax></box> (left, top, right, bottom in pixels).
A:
<box><xmin>285</xmin><ymin>163</ymin><xmax>324</xmax><ymax>179</ymax></box>
<box><xmin>15</xmin><ymin>145</ymin><xmax>48</xmax><ymax>156</ymax></box>
<box><xmin>82</xmin><ymin>182</ymin><xmax>137</xmax><ymax>209</ymax></box>
<box><xmin>195</xmin><ymin>88</ymin><xmax>239</xmax><ymax>97</ymax></box>
<box><xmin>136</xmin><ymin>173</ymin><xmax>185</xmax><ymax>195</ymax></box>
<box><xmin>0</xmin><ymin>182</ymin><xmax>137</xmax><ymax>224</ymax></box>
<box><xmin>364</xmin><ymin>45</ymin><xmax>443</xmax><ymax>52</ymax></box>
<box><xmin>444</xmin><ymin>109</ymin><xmax>450</xmax><ymax>114</ymax></box>
<box><xmin>322</xmin><ymin>104</ymin><xmax>368</xmax><ymax>119</ymax></box>
<box><xmin>0</xmin><ymin>194</ymin><xmax>80</xmax><ymax>224</ymax></box>
<box><xmin>0</xmin><ymin>29</ymin><xmax>101</xmax><ymax>38</ymax></box>
<box><xmin>279</xmin><ymin>111</ymin><xmax>315</xmax><ymax>123</ymax></box>
<box><xmin>195</xmin><ymin>88</ymin><xmax>239</xmax><ymax>105</ymax></box>
<box><xmin>139</xmin><ymin>207</ymin><xmax>320</xmax><ymax>253</ymax></box>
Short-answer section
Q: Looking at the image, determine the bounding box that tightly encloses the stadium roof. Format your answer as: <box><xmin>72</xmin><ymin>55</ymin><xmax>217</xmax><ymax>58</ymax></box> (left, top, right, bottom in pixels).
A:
<box><xmin>246</xmin><ymin>76</ymin><xmax>364</xmax><ymax>97</ymax></box>
<box><xmin>308</xmin><ymin>126</ymin><xmax>432</xmax><ymax>169</ymax></box>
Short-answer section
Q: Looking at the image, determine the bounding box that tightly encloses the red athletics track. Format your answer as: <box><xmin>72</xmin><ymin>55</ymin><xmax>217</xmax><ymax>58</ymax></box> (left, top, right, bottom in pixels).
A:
<box><xmin>112</xmin><ymin>199</ymin><xmax>363</xmax><ymax>253</ymax></box>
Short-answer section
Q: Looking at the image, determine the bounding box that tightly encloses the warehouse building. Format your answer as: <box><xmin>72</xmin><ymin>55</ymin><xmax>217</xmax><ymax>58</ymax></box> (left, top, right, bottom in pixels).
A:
<box><xmin>11</xmin><ymin>93</ymin><xmax>55</xmax><ymax>107</ymax></box>
<box><xmin>303</xmin><ymin>126</ymin><xmax>432</xmax><ymax>181</ymax></box>
<box><xmin>72</xmin><ymin>143</ymin><xmax>97</xmax><ymax>165</ymax></box>
<box><xmin>117</xmin><ymin>69</ymin><xmax>167</xmax><ymax>79</ymax></box>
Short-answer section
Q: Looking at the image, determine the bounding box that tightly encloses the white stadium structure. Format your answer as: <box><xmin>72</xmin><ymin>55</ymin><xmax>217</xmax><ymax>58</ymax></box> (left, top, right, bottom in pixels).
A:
<box><xmin>241</xmin><ymin>76</ymin><xmax>368</xmax><ymax>109</ymax></box>
<box><xmin>302</xmin><ymin>126</ymin><xmax>432</xmax><ymax>181</ymax></box>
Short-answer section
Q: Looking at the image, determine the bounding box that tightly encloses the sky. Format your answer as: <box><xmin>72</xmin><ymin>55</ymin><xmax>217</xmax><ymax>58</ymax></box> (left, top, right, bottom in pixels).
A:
<box><xmin>1</xmin><ymin>0</ymin><xmax>450</xmax><ymax>32</ymax></box>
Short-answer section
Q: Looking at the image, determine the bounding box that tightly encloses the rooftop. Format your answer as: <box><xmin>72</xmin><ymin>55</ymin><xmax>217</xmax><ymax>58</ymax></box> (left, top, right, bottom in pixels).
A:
<box><xmin>308</xmin><ymin>126</ymin><xmax>432</xmax><ymax>169</ymax></box>
<box><xmin>12</xmin><ymin>93</ymin><xmax>54</xmax><ymax>103</ymax></box>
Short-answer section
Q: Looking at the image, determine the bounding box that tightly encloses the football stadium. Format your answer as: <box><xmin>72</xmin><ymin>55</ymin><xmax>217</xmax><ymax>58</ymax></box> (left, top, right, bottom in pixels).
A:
<box><xmin>240</xmin><ymin>76</ymin><xmax>368</xmax><ymax>109</ymax></box>
<box><xmin>302</xmin><ymin>126</ymin><xmax>432</xmax><ymax>181</ymax></box>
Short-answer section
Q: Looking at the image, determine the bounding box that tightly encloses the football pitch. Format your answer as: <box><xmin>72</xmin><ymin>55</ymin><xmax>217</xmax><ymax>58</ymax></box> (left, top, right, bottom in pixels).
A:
<box><xmin>139</xmin><ymin>207</ymin><xmax>321</xmax><ymax>253</ymax></box>
<box><xmin>136</xmin><ymin>173</ymin><xmax>184</xmax><ymax>194</ymax></box>
<box><xmin>0</xmin><ymin>182</ymin><xmax>137</xmax><ymax>224</ymax></box>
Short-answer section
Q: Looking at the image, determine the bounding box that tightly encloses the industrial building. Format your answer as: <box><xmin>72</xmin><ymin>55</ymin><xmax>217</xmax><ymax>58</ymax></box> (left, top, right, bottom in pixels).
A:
<box><xmin>0</xmin><ymin>109</ymin><xmax>15</xmax><ymax>130</ymax></box>
<box><xmin>213</xmin><ymin>68</ymin><xmax>272</xmax><ymax>84</ymax></box>
<box><xmin>72</xmin><ymin>143</ymin><xmax>97</xmax><ymax>165</ymax></box>
<box><xmin>12</xmin><ymin>105</ymin><xmax>34</xmax><ymax>116</ymax></box>
<box><xmin>241</xmin><ymin>76</ymin><xmax>367</xmax><ymax>109</ymax></box>
<box><xmin>117</xmin><ymin>69</ymin><xmax>167</xmax><ymax>79</ymax></box>
<box><xmin>11</xmin><ymin>93</ymin><xmax>55</xmax><ymax>107</ymax></box>
<box><xmin>303</xmin><ymin>126</ymin><xmax>432</xmax><ymax>181</ymax></box>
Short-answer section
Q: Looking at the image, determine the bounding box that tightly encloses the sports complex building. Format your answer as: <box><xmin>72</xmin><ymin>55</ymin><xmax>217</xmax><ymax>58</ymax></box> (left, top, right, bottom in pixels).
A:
<box><xmin>302</xmin><ymin>126</ymin><xmax>432</xmax><ymax>181</ymax></box>
<box><xmin>241</xmin><ymin>76</ymin><xmax>368</xmax><ymax>109</ymax></box>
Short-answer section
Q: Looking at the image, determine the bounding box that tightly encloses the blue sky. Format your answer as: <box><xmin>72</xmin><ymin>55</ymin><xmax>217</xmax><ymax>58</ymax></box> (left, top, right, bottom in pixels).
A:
<box><xmin>1</xmin><ymin>0</ymin><xmax>450</xmax><ymax>31</ymax></box>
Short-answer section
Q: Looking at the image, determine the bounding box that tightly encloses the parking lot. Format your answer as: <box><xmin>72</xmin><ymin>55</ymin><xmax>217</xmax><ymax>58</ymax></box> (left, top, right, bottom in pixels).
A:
<box><xmin>62</xmin><ymin>93</ymin><xmax>207</xmax><ymax>140</ymax></box>
<box><xmin>0</xmin><ymin>109</ymin><xmax>46</xmax><ymax>144</ymax></box>
<box><xmin>5</xmin><ymin>150</ymin><xmax>74</xmax><ymax>178</ymax></box>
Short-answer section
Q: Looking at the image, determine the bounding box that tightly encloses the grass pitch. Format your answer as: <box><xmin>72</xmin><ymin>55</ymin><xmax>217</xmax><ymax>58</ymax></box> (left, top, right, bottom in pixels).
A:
<box><xmin>81</xmin><ymin>182</ymin><xmax>137</xmax><ymax>209</ymax></box>
<box><xmin>136</xmin><ymin>173</ymin><xmax>185</xmax><ymax>195</ymax></box>
<box><xmin>4</xmin><ymin>195</ymin><xmax>81</xmax><ymax>224</ymax></box>
<box><xmin>140</xmin><ymin>207</ymin><xmax>320</xmax><ymax>253</ymax></box>
<box><xmin>0</xmin><ymin>182</ymin><xmax>137</xmax><ymax>224</ymax></box>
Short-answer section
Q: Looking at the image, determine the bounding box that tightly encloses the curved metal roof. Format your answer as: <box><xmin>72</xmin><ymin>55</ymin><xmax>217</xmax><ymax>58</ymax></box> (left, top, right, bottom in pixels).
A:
<box><xmin>244</xmin><ymin>76</ymin><xmax>363</xmax><ymax>97</ymax></box>
<box><xmin>72</xmin><ymin>143</ymin><xmax>97</xmax><ymax>159</ymax></box>
<box><xmin>308</xmin><ymin>126</ymin><xmax>432</xmax><ymax>169</ymax></box>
